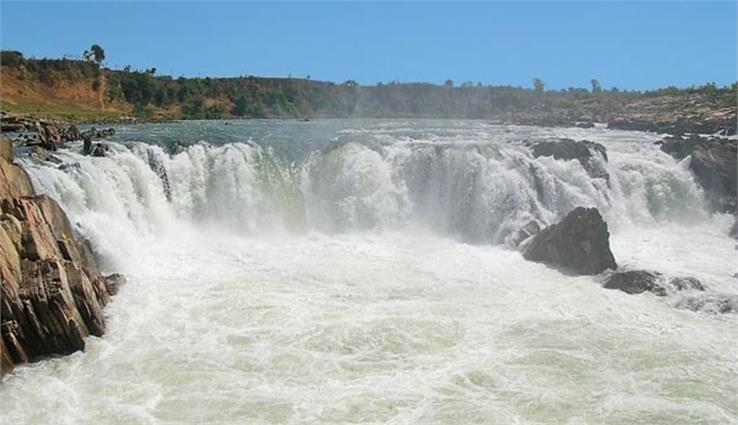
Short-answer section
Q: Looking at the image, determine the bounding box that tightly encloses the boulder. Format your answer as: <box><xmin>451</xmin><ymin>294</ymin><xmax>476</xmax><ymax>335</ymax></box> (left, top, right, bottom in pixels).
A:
<box><xmin>104</xmin><ymin>273</ymin><xmax>126</xmax><ymax>296</ymax></box>
<box><xmin>90</xmin><ymin>143</ymin><xmax>110</xmax><ymax>157</ymax></box>
<box><xmin>602</xmin><ymin>270</ymin><xmax>705</xmax><ymax>296</ymax></box>
<box><xmin>660</xmin><ymin>135</ymin><xmax>737</xmax><ymax>212</ymax></box>
<box><xmin>522</xmin><ymin>207</ymin><xmax>617</xmax><ymax>275</ymax></box>
<box><xmin>529</xmin><ymin>138</ymin><xmax>609</xmax><ymax>181</ymax></box>
<box><xmin>603</xmin><ymin>270</ymin><xmax>666</xmax><ymax>296</ymax></box>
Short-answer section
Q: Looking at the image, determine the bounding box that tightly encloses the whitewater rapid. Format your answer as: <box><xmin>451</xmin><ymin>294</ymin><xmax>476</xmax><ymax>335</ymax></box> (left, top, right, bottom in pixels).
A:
<box><xmin>1</xmin><ymin>121</ymin><xmax>736</xmax><ymax>424</ymax></box>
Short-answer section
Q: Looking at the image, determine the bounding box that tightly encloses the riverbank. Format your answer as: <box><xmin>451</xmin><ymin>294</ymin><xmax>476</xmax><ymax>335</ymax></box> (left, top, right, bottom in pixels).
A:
<box><xmin>1</xmin><ymin>52</ymin><xmax>735</xmax><ymax>133</ymax></box>
<box><xmin>0</xmin><ymin>137</ymin><xmax>125</xmax><ymax>379</ymax></box>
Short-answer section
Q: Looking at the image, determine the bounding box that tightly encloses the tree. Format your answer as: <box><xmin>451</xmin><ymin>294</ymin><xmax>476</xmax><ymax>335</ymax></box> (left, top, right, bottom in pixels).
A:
<box><xmin>232</xmin><ymin>95</ymin><xmax>249</xmax><ymax>116</ymax></box>
<box><xmin>591</xmin><ymin>79</ymin><xmax>602</xmax><ymax>93</ymax></box>
<box><xmin>83</xmin><ymin>44</ymin><xmax>105</xmax><ymax>65</ymax></box>
<box><xmin>444</xmin><ymin>79</ymin><xmax>454</xmax><ymax>88</ymax></box>
<box><xmin>533</xmin><ymin>78</ymin><xmax>544</xmax><ymax>95</ymax></box>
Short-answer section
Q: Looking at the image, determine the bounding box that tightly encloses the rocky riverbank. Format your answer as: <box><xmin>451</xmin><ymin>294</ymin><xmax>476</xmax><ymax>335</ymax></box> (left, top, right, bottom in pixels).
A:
<box><xmin>0</xmin><ymin>138</ymin><xmax>124</xmax><ymax>379</ymax></box>
<box><xmin>511</xmin><ymin>94</ymin><xmax>736</xmax><ymax>136</ymax></box>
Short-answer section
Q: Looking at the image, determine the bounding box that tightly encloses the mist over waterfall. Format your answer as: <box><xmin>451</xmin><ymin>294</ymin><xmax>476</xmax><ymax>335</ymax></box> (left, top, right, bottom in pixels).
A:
<box><xmin>22</xmin><ymin>122</ymin><xmax>707</xmax><ymax>250</ymax></box>
<box><xmin>5</xmin><ymin>120</ymin><xmax>736</xmax><ymax>425</ymax></box>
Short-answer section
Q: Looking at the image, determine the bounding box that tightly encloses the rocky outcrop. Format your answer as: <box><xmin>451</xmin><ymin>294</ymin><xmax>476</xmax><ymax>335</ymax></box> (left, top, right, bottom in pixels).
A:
<box><xmin>605</xmin><ymin>97</ymin><xmax>736</xmax><ymax>136</ymax></box>
<box><xmin>0</xmin><ymin>143</ymin><xmax>123</xmax><ymax>379</ymax></box>
<box><xmin>529</xmin><ymin>138</ymin><xmax>609</xmax><ymax>181</ymax></box>
<box><xmin>659</xmin><ymin>135</ymin><xmax>737</xmax><ymax>212</ymax></box>
<box><xmin>522</xmin><ymin>207</ymin><xmax>617</xmax><ymax>275</ymax></box>
<box><xmin>0</xmin><ymin>114</ymin><xmax>115</xmax><ymax>152</ymax></box>
<box><xmin>602</xmin><ymin>270</ymin><xmax>704</xmax><ymax>296</ymax></box>
<box><xmin>603</xmin><ymin>270</ymin><xmax>665</xmax><ymax>295</ymax></box>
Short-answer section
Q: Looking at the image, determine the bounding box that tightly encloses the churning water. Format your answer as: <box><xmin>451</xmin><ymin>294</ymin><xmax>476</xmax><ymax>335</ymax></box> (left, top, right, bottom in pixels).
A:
<box><xmin>1</xmin><ymin>120</ymin><xmax>736</xmax><ymax>424</ymax></box>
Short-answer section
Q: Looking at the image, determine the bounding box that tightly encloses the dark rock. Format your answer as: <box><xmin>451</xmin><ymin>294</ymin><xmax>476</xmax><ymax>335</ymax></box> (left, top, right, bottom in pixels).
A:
<box><xmin>603</xmin><ymin>270</ymin><xmax>666</xmax><ymax>296</ymax></box>
<box><xmin>82</xmin><ymin>131</ymin><xmax>93</xmax><ymax>155</ymax></box>
<box><xmin>676</xmin><ymin>294</ymin><xmax>738</xmax><ymax>314</ymax></box>
<box><xmin>530</xmin><ymin>138</ymin><xmax>609</xmax><ymax>181</ymax></box>
<box><xmin>603</xmin><ymin>271</ymin><xmax>705</xmax><ymax>296</ymax></box>
<box><xmin>59</xmin><ymin>162</ymin><xmax>81</xmax><ymax>172</ymax></box>
<box><xmin>522</xmin><ymin>207</ymin><xmax>617</xmax><ymax>275</ymax></box>
<box><xmin>730</xmin><ymin>216</ymin><xmax>738</xmax><ymax>239</ymax></box>
<box><xmin>90</xmin><ymin>143</ymin><xmax>109</xmax><ymax>157</ymax></box>
<box><xmin>668</xmin><ymin>276</ymin><xmax>705</xmax><ymax>291</ymax></box>
<box><xmin>660</xmin><ymin>135</ymin><xmax>737</xmax><ymax>212</ymax></box>
<box><xmin>81</xmin><ymin>128</ymin><xmax>115</xmax><ymax>156</ymax></box>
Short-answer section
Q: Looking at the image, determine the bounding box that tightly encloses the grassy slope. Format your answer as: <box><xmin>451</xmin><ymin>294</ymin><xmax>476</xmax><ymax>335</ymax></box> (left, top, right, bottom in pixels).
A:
<box><xmin>0</xmin><ymin>68</ymin><xmax>127</xmax><ymax>121</ymax></box>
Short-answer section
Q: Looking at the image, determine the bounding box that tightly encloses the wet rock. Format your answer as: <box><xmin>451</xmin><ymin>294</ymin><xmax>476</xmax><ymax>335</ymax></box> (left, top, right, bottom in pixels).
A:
<box><xmin>676</xmin><ymin>294</ymin><xmax>738</xmax><ymax>314</ymax></box>
<box><xmin>668</xmin><ymin>276</ymin><xmax>705</xmax><ymax>291</ymax></box>
<box><xmin>529</xmin><ymin>138</ymin><xmax>609</xmax><ymax>181</ymax></box>
<box><xmin>660</xmin><ymin>135</ymin><xmax>737</xmax><ymax>212</ymax></box>
<box><xmin>104</xmin><ymin>273</ymin><xmax>126</xmax><ymax>296</ymax></box>
<box><xmin>1</xmin><ymin>161</ymin><xmax>124</xmax><ymax>373</ymax></box>
<box><xmin>603</xmin><ymin>271</ymin><xmax>705</xmax><ymax>296</ymax></box>
<box><xmin>82</xmin><ymin>131</ymin><xmax>93</xmax><ymax>155</ymax></box>
<box><xmin>59</xmin><ymin>162</ymin><xmax>82</xmax><ymax>172</ymax></box>
<box><xmin>603</xmin><ymin>270</ymin><xmax>667</xmax><ymax>296</ymax></box>
<box><xmin>81</xmin><ymin>128</ymin><xmax>115</xmax><ymax>157</ymax></box>
<box><xmin>90</xmin><ymin>143</ymin><xmax>110</xmax><ymax>157</ymax></box>
<box><xmin>730</xmin><ymin>216</ymin><xmax>738</xmax><ymax>239</ymax></box>
<box><xmin>522</xmin><ymin>207</ymin><xmax>617</xmax><ymax>275</ymax></box>
<box><xmin>29</xmin><ymin>145</ymin><xmax>63</xmax><ymax>164</ymax></box>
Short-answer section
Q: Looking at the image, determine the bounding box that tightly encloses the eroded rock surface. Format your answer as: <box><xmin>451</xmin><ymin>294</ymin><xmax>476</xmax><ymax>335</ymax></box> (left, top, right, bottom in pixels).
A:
<box><xmin>1</xmin><ymin>144</ymin><xmax>123</xmax><ymax>379</ymax></box>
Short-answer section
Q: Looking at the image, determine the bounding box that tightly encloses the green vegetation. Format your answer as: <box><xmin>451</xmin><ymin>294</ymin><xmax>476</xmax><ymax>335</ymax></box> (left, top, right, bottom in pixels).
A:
<box><xmin>1</xmin><ymin>49</ymin><xmax>736</xmax><ymax>122</ymax></box>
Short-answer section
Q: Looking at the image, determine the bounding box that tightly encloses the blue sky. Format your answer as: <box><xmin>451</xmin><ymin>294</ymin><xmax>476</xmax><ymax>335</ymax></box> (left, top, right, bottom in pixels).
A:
<box><xmin>1</xmin><ymin>1</ymin><xmax>735</xmax><ymax>90</ymax></box>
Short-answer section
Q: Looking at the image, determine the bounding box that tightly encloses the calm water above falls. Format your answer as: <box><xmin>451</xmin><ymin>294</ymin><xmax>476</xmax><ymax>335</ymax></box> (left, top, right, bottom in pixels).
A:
<box><xmin>1</xmin><ymin>120</ymin><xmax>736</xmax><ymax>424</ymax></box>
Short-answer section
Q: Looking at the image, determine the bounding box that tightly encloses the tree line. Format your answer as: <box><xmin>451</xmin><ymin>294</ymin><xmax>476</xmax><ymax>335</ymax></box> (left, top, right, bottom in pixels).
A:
<box><xmin>1</xmin><ymin>47</ymin><xmax>735</xmax><ymax>121</ymax></box>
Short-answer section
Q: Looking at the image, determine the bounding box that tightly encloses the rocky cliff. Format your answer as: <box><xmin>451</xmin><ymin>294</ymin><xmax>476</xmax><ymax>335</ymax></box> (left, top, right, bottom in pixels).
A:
<box><xmin>0</xmin><ymin>138</ymin><xmax>123</xmax><ymax>379</ymax></box>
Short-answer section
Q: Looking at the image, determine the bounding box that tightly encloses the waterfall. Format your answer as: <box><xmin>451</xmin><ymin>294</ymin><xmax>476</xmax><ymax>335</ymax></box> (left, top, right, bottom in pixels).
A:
<box><xmin>21</xmin><ymin>132</ymin><xmax>708</xmax><ymax>254</ymax></box>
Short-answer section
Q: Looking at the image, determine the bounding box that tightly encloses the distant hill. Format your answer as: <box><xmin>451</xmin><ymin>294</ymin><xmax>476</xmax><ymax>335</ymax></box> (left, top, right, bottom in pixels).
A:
<box><xmin>0</xmin><ymin>50</ymin><xmax>735</xmax><ymax>134</ymax></box>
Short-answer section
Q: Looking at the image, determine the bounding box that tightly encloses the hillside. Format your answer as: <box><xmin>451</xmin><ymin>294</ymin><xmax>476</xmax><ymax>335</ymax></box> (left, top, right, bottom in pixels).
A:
<box><xmin>1</xmin><ymin>51</ymin><xmax>736</xmax><ymax>134</ymax></box>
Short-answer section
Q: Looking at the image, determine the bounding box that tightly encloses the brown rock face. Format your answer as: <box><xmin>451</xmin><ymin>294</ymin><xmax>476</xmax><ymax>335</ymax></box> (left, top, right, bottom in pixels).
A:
<box><xmin>1</xmin><ymin>154</ymin><xmax>123</xmax><ymax>379</ymax></box>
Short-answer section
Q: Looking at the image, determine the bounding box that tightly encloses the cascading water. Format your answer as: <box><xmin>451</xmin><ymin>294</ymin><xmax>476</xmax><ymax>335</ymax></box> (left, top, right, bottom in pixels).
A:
<box><xmin>2</xmin><ymin>120</ymin><xmax>736</xmax><ymax>424</ymax></box>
